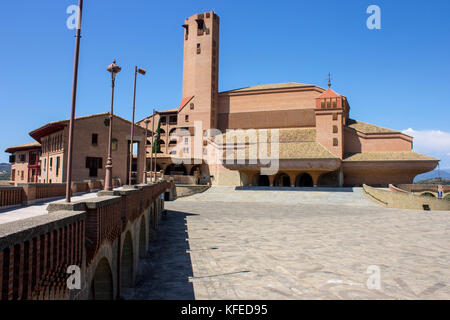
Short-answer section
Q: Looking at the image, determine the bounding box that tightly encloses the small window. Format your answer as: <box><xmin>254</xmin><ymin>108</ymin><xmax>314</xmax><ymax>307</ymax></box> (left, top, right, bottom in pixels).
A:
<box><xmin>184</xmin><ymin>137</ymin><xmax>189</xmax><ymax>144</ymax></box>
<box><xmin>332</xmin><ymin>113</ymin><xmax>338</xmax><ymax>121</ymax></box>
<box><xmin>197</xmin><ymin>43</ymin><xmax>201</xmax><ymax>54</ymax></box>
<box><xmin>333</xmin><ymin>125</ymin><xmax>338</xmax><ymax>134</ymax></box>
<box><xmin>190</xmin><ymin>103</ymin><xmax>194</xmax><ymax>110</ymax></box>
<box><xmin>9</xmin><ymin>155</ymin><xmax>15</xmax><ymax>163</ymax></box>
<box><xmin>332</xmin><ymin>100</ymin><xmax>337</xmax><ymax>108</ymax></box>
<box><xmin>321</xmin><ymin>101</ymin><xmax>325</xmax><ymax>109</ymax></box>
<box><xmin>185</xmin><ymin>115</ymin><xmax>189</xmax><ymax>122</ymax></box>
<box><xmin>327</xmin><ymin>100</ymin><xmax>331</xmax><ymax>108</ymax></box>
<box><xmin>50</xmin><ymin>157</ymin><xmax>53</xmax><ymax>169</ymax></box>
<box><xmin>333</xmin><ymin>138</ymin><xmax>339</xmax><ymax>146</ymax></box>
<box><xmin>20</xmin><ymin>154</ymin><xmax>26</xmax><ymax>162</ymax></box>
<box><xmin>92</xmin><ymin>133</ymin><xmax>98</xmax><ymax>146</ymax></box>
<box><xmin>112</xmin><ymin>138</ymin><xmax>118</xmax><ymax>151</ymax></box>
<box><xmin>56</xmin><ymin>157</ymin><xmax>60</xmax><ymax>177</ymax></box>
<box><xmin>21</xmin><ymin>171</ymin><xmax>24</xmax><ymax>180</ymax></box>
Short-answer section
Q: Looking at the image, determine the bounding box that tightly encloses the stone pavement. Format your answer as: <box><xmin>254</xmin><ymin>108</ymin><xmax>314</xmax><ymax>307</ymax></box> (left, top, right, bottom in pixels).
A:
<box><xmin>0</xmin><ymin>192</ymin><xmax>98</xmax><ymax>225</ymax></box>
<box><xmin>126</xmin><ymin>187</ymin><xmax>450</xmax><ymax>300</ymax></box>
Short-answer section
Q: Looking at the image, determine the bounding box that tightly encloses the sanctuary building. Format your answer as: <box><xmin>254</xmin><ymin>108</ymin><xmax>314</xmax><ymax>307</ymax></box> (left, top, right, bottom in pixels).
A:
<box><xmin>137</xmin><ymin>11</ymin><xmax>438</xmax><ymax>187</ymax></box>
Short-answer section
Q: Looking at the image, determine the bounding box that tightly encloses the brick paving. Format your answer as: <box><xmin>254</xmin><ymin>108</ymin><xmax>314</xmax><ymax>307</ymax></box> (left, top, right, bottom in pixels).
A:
<box><xmin>127</xmin><ymin>187</ymin><xmax>450</xmax><ymax>300</ymax></box>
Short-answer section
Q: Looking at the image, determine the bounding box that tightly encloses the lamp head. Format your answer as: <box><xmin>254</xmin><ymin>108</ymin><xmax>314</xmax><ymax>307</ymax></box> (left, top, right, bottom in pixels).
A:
<box><xmin>107</xmin><ymin>60</ymin><xmax>122</xmax><ymax>79</ymax></box>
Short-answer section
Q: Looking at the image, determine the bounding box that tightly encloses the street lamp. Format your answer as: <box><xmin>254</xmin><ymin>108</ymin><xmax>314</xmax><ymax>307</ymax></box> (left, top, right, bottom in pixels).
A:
<box><xmin>142</xmin><ymin>119</ymin><xmax>150</xmax><ymax>183</ymax></box>
<box><xmin>65</xmin><ymin>0</ymin><xmax>84</xmax><ymax>203</ymax></box>
<box><xmin>128</xmin><ymin>66</ymin><xmax>147</xmax><ymax>185</ymax></box>
<box><xmin>104</xmin><ymin>59</ymin><xmax>121</xmax><ymax>191</ymax></box>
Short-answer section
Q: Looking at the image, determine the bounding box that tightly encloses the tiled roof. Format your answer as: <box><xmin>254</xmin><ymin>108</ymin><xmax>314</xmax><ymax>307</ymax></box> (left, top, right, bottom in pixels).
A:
<box><xmin>347</xmin><ymin>119</ymin><xmax>399</xmax><ymax>134</ymax></box>
<box><xmin>222</xmin><ymin>82</ymin><xmax>314</xmax><ymax>93</ymax></box>
<box><xmin>214</xmin><ymin>128</ymin><xmax>336</xmax><ymax>160</ymax></box>
<box><xmin>5</xmin><ymin>142</ymin><xmax>41</xmax><ymax>153</ymax></box>
<box><xmin>318</xmin><ymin>88</ymin><xmax>341</xmax><ymax>98</ymax></box>
<box><xmin>343</xmin><ymin>152</ymin><xmax>439</xmax><ymax>162</ymax></box>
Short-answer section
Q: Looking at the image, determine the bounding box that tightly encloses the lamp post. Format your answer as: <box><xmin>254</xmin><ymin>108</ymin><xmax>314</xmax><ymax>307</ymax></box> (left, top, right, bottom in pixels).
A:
<box><xmin>104</xmin><ymin>60</ymin><xmax>121</xmax><ymax>191</ymax></box>
<box><xmin>128</xmin><ymin>66</ymin><xmax>146</xmax><ymax>185</ymax></box>
<box><xmin>150</xmin><ymin>109</ymin><xmax>155</xmax><ymax>182</ymax></box>
<box><xmin>65</xmin><ymin>0</ymin><xmax>83</xmax><ymax>203</ymax></box>
<box><xmin>142</xmin><ymin>119</ymin><xmax>150</xmax><ymax>183</ymax></box>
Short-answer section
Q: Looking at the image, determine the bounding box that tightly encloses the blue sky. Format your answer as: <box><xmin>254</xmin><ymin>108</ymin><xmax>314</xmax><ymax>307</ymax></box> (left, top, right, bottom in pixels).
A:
<box><xmin>0</xmin><ymin>0</ymin><xmax>449</xmax><ymax>167</ymax></box>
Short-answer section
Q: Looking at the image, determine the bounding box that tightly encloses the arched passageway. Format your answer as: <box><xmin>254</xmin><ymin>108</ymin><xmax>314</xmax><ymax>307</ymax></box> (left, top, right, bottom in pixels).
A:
<box><xmin>253</xmin><ymin>174</ymin><xmax>270</xmax><ymax>186</ymax></box>
<box><xmin>139</xmin><ymin>217</ymin><xmax>147</xmax><ymax>258</ymax></box>
<box><xmin>121</xmin><ymin>232</ymin><xmax>134</xmax><ymax>289</ymax></box>
<box><xmin>318</xmin><ymin>171</ymin><xmax>338</xmax><ymax>187</ymax></box>
<box><xmin>165</xmin><ymin>164</ymin><xmax>187</xmax><ymax>175</ymax></box>
<box><xmin>296</xmin><ymin>173</ymin><xmax>314</xmax><ymax>187</ymax></box>
<box><xmin>274</xmin><ymin>173</ymin><xmax>291</xmax><ymax>187</ymax></box>
<box><xmin>421</xmin><ymin>192</ymin><xmax>435</xmax><ymax>198</ymax></box>
<box><xmin>92</xmin><ymin>258</ymin><xmax>113</xmax><ymax>300</ymax></box>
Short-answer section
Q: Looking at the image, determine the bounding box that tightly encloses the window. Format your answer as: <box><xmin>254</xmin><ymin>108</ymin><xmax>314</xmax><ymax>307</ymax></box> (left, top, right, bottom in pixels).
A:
<box><xmin>20</xmin><ymin>154</ymin><xmax>26</xmax><ymax>162</ymax></box>
<box><xmin>50</xmin><ymin>157</ymin><xmax>53</xmax><ymax>169</ymax></box>
<box><xmin>197</xmin><ymin>19</ymin><xmax>204</xmax><ymax>31</ymax></box>
<box><xmin>92</xmin><ymin>133</ymin><xmax>98</xmax><ymax>146</ymax></box>
<box><xmin>184</xmin><ymin>137</ymin><xmax>189</xmax><ymax>144</ymax></box>
<box><xmin>185</xmin><ymin>115</ymin><xmax>189</xmax><ymax>122</ymax></box>
<box><xmin>86</xmin><ymin>157</ymin><xmax>103</xmax><ymax>177</ymax></box>
<box><xmin>197</xmin><ymin>43</ymin><xmax>201</xmax><ymax>54</ymax></box>
<box><xmin>112</xmin><ymin>138</ymin><xmax>118</xmax><ymax>151</ymax></box>
<box><xmin>321</xmin><ymin>101</ymin><xmax>325</xmax><ymax>109</ymax></box>
<box><xmin>56</xmin><ymin>157</ymin><xmax>60</xmax><ymax>177</ymax></box>
<box><xmin>160</xmin><ymin>116</ymin><xmax>167</xmax><ymax>125</ymax></box>
<box><xmin>21</xmin><ymin>171</ymin><xmax>24</xmax><ymax>180</ymax></box>
<box><xmin>190</xmin><ymin>103</ymin><xmax>194</xmax><ymax>110</ymax></box>
<box><xmin>333</xmin><ymin>125</ymin><xmax>338</xmax><ymax>134</ymax></box>
<box><xmin>9</xmin><ymin>155</ymin><xmax>15</xmax><ymax>163</ymax></box>
<box><xmin>333</xmin><ymin>138</ymin><xmax>339</xmax><ymax>146</ymax></box>
<box><xmin>332</xmin><ymin>113</ymin><xmax>338</xmax><ymax>121</ymax></box>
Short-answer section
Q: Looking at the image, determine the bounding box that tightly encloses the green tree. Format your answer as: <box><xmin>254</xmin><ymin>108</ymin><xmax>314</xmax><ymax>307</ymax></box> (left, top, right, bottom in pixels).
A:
<box><xmin>152</xmin><ymin>118</ymin><xmax>161</xmax><ymax>153</ymax></box>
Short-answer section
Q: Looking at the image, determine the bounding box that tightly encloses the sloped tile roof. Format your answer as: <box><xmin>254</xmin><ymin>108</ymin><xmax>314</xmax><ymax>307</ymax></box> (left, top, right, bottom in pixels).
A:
<box><xmin>347</xmin><ymin>119</ymin><xmax>399</xmax><ymax>134</ymax></box>
<box><xmin>221</xmin><ymin>82</ymin><xmax>314</xmax><ymax>93</ymax></box>
<box><xmin>343</xmin><ymin>152</ymin><xmax>439</xmax><ymax>162</ymax></box>
<box><xmin>5</xmin><ymin>142</ymin><xmax>41</xmax><ymax>153</ymax></box>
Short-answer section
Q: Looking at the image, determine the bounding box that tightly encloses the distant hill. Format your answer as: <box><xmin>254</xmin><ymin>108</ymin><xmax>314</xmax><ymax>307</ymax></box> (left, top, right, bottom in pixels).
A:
<box><xmin>415</xmin><ymin>178</ymin><xmax>450</xmax><ymax>185</ymax></box>
<box><xmin>414</xmin><ymin>169</ymin><xmax>450</xmax><ymax>182</ymax></box>
<box><xmin>0</xmin><ymin>163</ymin><xmax>10</xmax><ymax>181</ymax></box>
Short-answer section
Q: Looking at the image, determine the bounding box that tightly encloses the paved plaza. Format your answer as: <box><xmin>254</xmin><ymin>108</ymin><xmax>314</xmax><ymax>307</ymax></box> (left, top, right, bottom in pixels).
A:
<box><xmin>126</xmin><ymin>187</ymin><xmax>450</xmax><ymax>300</ymax></box>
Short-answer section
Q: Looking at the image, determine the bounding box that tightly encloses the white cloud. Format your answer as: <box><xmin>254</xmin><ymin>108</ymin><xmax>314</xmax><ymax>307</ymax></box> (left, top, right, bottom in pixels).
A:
<box><xmin>402</xmin><ymin>128</ymin><xmax>450</xmax><ymax>154</ymax></box>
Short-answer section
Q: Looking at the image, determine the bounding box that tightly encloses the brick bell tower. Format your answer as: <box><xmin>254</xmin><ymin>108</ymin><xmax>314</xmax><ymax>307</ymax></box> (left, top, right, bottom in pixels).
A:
<box><xmin>179</xmin><ymin>11</ymin><xmax>220</xmax><ymax>130</ymax></box>
<box><xmin>314</xmin><ymin>88</ymin><xmax>350</xmax><ymax>159</ymax></box>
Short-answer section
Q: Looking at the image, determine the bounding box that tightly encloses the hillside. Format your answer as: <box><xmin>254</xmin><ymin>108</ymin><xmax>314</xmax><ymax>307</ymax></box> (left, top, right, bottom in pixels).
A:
<box><xmin>415</xmin><ymin>178</ymin><xmax>450</xmax><ymax>185</ymax></box>
<box><xmin>414</xmin><ymin>169</ymin><xmax>450</xmax><ymax>182</ymax></box>
<box><xmin>0</xmin><ymin>163</ymin><xmax>11</xmax><ymax>181</ymax></box>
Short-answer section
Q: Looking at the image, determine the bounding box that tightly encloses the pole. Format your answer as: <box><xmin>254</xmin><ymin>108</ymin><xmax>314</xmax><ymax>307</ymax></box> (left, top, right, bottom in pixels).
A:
<box><xmin>150</xmin><ymin>109</ymin><xmax>155</xmax><ymax>182</ymax></box>
<box><xmin>154</xmin><ymin>111</ymin><xmax>158</xmax><ymax>182</ymax></box>
<box><xmin>65</xmin><ymin>0</ymin><xmax>83</xmax><ymax>203</ymax></box>
<box><xmin>129</xmin><ymin>67</ymin><xmax>138</xmax><ymax>185</ymax></box>
<box><xmin>104</xmin><ymin>75</ymin><xmax>115</xmax><ymax>191</ymax></box>
<box><xmin>143</xmin><ymin>120</ymin><xmax>149</xmax><ymax>183</ymax></box>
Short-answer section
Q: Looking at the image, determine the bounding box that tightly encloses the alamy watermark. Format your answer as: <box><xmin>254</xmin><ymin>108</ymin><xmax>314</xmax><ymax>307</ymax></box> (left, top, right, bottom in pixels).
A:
<box><xmin>66</xmin><ymin>4</ymin><xmax>81</xmax><ymax>30</ymax></box>
<box><xmin>366</xmin><ymin>5</ymin><xmax>381</xmax><ymax>30</ymax></box>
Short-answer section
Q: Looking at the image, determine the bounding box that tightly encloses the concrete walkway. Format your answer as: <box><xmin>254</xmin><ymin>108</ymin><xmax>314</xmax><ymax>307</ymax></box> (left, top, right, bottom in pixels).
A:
<box><xmin>127</xmin><ymin>188</ymin><xmax>450</xmax><ymax>300</ymax></box>
<box><xmin>0</xmin><ymin>192</ymin><xmax>99</xmax><ymax>225</ymax></box>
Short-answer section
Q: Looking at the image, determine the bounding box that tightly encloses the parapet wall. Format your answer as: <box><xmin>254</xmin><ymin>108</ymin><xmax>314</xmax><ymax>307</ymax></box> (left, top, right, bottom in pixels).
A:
<box><xmin>0</xmin><ymin>180</ymin><xmax>174</xmax><ymax>300</ymax></box>
<box><xmin>363</xmin><ymin>184</ymin><xmax>450</xmax><ymax>211</ymax></box>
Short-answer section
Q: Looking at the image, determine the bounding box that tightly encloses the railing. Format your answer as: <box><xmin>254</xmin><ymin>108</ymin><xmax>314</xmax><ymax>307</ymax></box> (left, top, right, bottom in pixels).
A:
<box><xmin>0</xmin><ymin>211</ymin><xmax>86</xmax><ymax>300</ymax></box>
<box><xmin>84</xmin><ymin>197</ymin><xmax>122</xmax><ymax>265</ymax></box>
<box><xmin>0</xmin><ymin>187</ymin><xmax>23</xmax><ymax>207</ymax></box>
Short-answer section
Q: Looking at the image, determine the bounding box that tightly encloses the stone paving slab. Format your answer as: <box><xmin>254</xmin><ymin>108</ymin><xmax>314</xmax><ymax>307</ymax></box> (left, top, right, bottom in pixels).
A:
<box><xmin>128</xmin><ymin>191</ymin><xmax>449</xmax><ymax>300</ymax></box>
